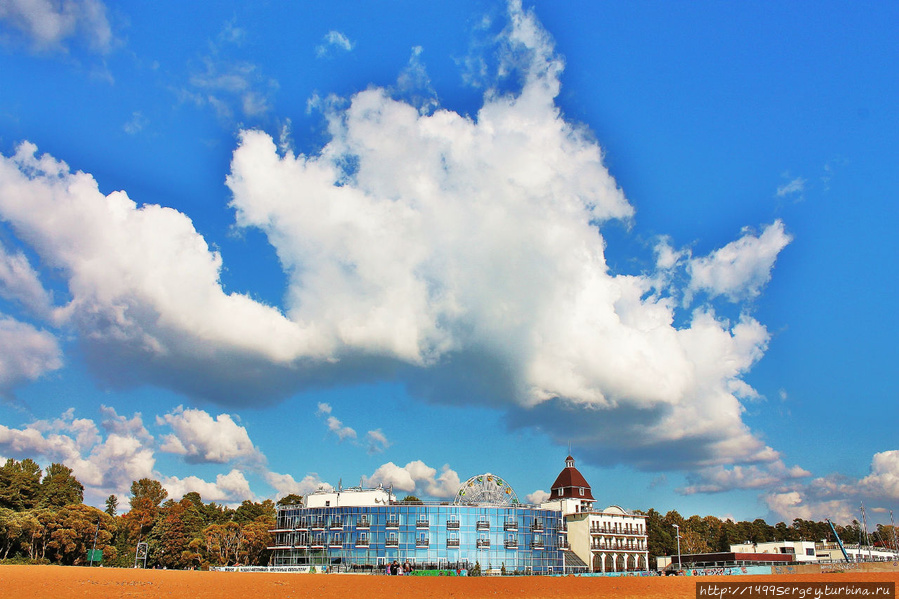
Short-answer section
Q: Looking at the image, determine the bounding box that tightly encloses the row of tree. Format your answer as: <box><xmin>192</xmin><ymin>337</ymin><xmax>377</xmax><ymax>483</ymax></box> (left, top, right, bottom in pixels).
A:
<box><xmin>3</xmin><ymin>457</ymin><xmax>898</xmax><ymax>569</ymax></box>
<box><xmin>641</xmin><ymin>508</ymin><xmax>899</xmax><ymax>567</ymax></box>
<box><xmin>0</xmin><ymin>457</ymin><xmax>282</xmax><ymax>568</ymax></box>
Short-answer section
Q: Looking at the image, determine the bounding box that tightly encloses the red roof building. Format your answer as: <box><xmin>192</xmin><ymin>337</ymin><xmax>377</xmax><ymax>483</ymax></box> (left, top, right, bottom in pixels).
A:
<box><xmin>550</xmin><ymin>455</ymin><xmax>595</xmax><ymax>501</ymax></box>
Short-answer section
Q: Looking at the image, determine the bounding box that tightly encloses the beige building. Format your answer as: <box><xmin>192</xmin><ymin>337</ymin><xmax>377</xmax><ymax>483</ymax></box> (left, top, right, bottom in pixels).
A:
<box><xmin>542</xmin><ymin>456</ymin><xmax>649</xmax><ymax>572</ymax></box>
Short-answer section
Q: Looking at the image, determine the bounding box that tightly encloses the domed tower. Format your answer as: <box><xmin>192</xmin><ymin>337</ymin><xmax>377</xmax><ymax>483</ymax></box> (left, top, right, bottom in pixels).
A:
<box><xmin>548</xmin><ymin>455</ymin><xmax>594</xmax><ymax>514</ymax></box>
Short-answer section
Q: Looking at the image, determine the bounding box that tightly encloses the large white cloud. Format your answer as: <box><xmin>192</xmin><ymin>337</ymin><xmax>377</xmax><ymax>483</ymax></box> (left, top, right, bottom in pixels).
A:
<box><xmin>0</xmin><ymin>1</ymin><xmax>792</xmax><ymax>472</ymax></box>
<box><xmin>157</xmin><ymin>406</ymin><xmax>261</xmax><ymax>464</ymax></box>
<box><xmin>365</xmin><ymin>460</ymin><xmax>461</xmax><ymax>499</ymax></box>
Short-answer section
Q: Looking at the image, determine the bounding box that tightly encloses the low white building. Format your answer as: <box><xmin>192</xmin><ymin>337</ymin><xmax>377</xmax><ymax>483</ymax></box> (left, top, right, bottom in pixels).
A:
<box><xmin>542</xmin><ymin>456</ymin><xmax>649</xmax><ymax>572</ymax></box>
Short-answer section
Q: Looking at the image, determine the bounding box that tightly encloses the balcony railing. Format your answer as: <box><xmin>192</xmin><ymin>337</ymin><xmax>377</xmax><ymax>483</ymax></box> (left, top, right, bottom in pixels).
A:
<box><xmin>446</xmin><ymin>521</ymin><xmax>460</xmax><ymax>529</ymax></box>
<box><xmin>447</xmin><ymin>539</ymin><xmax>460</xmax><ymax>547</ymax></box>
<box><xmin>311</xmin><ymin>520</ymin><xmax>326</xmax><ymax>529</ymax></box>
<box><xmin>386</xmin><ymin>538</ymin><xmax>399</xmax><ymax>547</ymax></box>
<box><xmin>355</xmin><ymin>538</ymin><xmax>369</xmax><ymax>547</ymax></box>
<box><xmin>477</xmin><ymin>539</ymin><xmax>490</xmax><ymax>548</ymax></box>
<box><xmin>531</xmin><ymin>541</ymin><xmax>544</xmax><ymax>549</ymax></box>
<box><xmin>476</xmin><ymin>520</ymin><xmax>490</xmax><ymax>530</ymax></box>
<box><xmin>504</xmin><ymin>539</ymin><xmax>518</xmax><ymax>549</ymax></box>
<box><xmin>386</xmin><ymin>520</ymin><xmax>400</xmax><ymax>528</ymax></box>
<box><xmin>504</xmin><ymin>521</ymin><xmax>518</xmax><ymax>531</ymax></box>
<box><xmin>416</xmin><ymin>538</ymin><xmax>430</xmax><ymax>547</ymax></box>
<box><xmin>531</xmin><ymin>523</ymin><xmax>544</xmax><ymax>532</ymax></box>
<box><xmin>416</xmin><ymin>519</ymin><xmax>429</xmax><ymax>528</ymax></box>
<box><xmin>330</xmin><ymin>519</ymin><xmax>343</xmax><ymax>529</ymax></box>
<box><xmin>357</xmin><ymin>519</ymin><xmax>371</xmax><ymax>528</ymax></box>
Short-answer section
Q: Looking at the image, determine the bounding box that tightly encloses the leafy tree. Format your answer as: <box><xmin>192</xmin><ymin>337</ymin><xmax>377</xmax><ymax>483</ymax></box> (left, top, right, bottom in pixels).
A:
<box><xmin>124</xmin><ymin>478</ymin><xmax>168</xmax><ymax>544</ymax></box>
<box><xmin>40</xmin><ymin>463</ymin><xmax>84</xmax><ymax>509</ymax></box>
<box><xmin>400</xmin><ymin>495</ymin><xmax>421</xmax><ymax>503</ymax></box>
<box><xmin>0</xmin><ymin>458</ymin><xmax>43</xmax><ymax>511</ymax></box>
<box><xmin>0</xmin><ymin>507</ymin><xmax>24</xmax><ymax>559</ymax></box>
<box><xmin>147</xmin><ymin>498</ymin><xmax>205</xmax><ymax>569</ymax></box>
<box><xmin>46</xmin><ymin>504</ymin><xmax>114</xmax><ymax>566</ymax></box>
<box><xmin>105</xmin><ymin>495</ymin><xmax>118</xmax><ymax>517</ymax></box>
<box><xmin>233</xmin><ymin>499</ymin><xmax>275</xmax><ymax>524</ymax></box>
<box><xmin>276</xmin><ymin>494</ymin><xmax>303</xmax><ymax>507</ymax></box>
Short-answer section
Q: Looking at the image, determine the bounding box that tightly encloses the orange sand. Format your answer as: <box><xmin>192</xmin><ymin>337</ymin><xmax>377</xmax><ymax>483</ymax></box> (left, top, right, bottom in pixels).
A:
<box><xmin>0</xmin><ymin>566</ymin><xmax>897</xmax><ymax>599</ymax></box>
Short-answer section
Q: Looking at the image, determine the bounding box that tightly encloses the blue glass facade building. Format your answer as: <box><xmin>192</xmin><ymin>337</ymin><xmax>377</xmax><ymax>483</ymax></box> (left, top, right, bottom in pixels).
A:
<box><xmin>270</xmin><ymin>496</ymin><xmax>568</xmax><ymax>573</ymax></box>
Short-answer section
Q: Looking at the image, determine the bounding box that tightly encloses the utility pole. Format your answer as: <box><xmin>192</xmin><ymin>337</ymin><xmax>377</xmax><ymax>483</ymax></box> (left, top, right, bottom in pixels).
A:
<box><xmin>89</xmin><ymin>518</ymin><xmax>100</xmax><ymax>566</ymax></box>
<box><xmin>673</xmin><ymin>524</ymin><xmax>682</xmax><ymax>571</ymax></box>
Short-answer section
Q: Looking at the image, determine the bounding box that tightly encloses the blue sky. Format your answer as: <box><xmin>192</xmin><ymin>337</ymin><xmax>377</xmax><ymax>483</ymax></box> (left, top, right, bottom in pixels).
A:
<box><xmin>0</xmin><ymin>0</ymin><xmax>897</xmax><ymax>526</ymax></box>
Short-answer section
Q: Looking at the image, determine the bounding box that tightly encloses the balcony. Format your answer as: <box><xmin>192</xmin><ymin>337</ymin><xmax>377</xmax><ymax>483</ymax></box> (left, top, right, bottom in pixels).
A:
<box><xmin>311</xmin><ymin>538</ymin><xmax>326</xmax><ymax>548</ymax></box>
<box><xmin>357</xmin><ymin>518</ymin><xmax>371</xmax><ymax>529</ymax></box>
<box><xmin>386</xmin><ymin>520</ymin><xmax>400</xmax><ymax>529</ymax></box>
<box><xmin>386</xmin><ymin>538</ymin><xmax>399</xmax><ymax>547</ymax></box>
<box><xmin>504</xmin><ymin>539</ymin><xmax>518</xmax><ymax>549</ymax></box>
<box><xmin>531</xmin><ymin>540</ymin><xmax>545</xmax><ymax>549</ymax></box>
<box><xmin>416</xmin><ymin>538</ymin><xmax>430</xmax><ymax>547</ymax></box>
<box><xmin>330</xmin><ymin>539</ymin><xmax>343</xmax><ymax>547</ymax></box>
<box><xmin>416</xmin><ymin>519</ymin><xmax>429</xmax><ymax>528</ymax></box>
<box><xmin>477</xmin><ymin>539</ymin><xmax>490</xmax><ymax>548</ymax></box>
<box><xmin>355</xmin><ymin>538</ymin><xmax>369</xmax><ymax>547</ymax></box>
<box><xmin>447</xmin><ymin>539</ymin><xmax>460</xmax><ymax>547</ymax></box>
<box><xmin>311</xmin><ymin>520</ymin><xmax>326</xmax><ymax>530</ymax></box>
<box><xmin>504</xmin><ymin>521</ymin><xmax>518</xmax><ymax>531</ymax></box>
<box><xmin>330</xmin><ymin>519</ymin><xmax>343</xmax><ymax>529</ymax></box>
<box><xmin>476</xmin><ymin>520</ymin><xmax>490</xmax><ymax>530</ymax></box>
<box><xmin>446</xmin><ymin>521</ymin><xmax>460</xmax><ymax>530</ymax></box>
<box><xmin>531</xmin><ymin>523</ymin><xmax>544</xmax><ymax>532</ymax></box>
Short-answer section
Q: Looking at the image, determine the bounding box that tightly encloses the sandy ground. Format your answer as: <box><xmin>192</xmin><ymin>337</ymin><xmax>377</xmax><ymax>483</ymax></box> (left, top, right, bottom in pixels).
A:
<box><xmin>0</xmin><ymin>566</ymin><xmax>897</xmax><ymax>599</ymax></box>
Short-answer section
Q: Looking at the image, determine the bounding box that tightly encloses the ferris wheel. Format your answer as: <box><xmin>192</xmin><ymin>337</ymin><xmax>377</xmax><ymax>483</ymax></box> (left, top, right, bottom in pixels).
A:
<box><xmin>453</xmin><ymin>473</ymin><xmax>520</xmax><ymax>506</ymax></box>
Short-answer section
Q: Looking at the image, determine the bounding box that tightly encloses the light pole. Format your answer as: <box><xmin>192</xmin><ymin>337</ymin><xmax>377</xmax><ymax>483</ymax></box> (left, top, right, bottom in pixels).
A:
<box><xmin>673</xmin><ymin>524</ymin><xmax>682</xmax><ymax>571</ymax></box>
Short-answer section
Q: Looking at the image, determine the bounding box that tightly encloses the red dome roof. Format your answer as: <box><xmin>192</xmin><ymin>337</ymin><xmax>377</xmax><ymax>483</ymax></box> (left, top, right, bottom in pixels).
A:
<box><xmin>550</xmin><ymin>455</ymin><xmax>594</xmax><ymax>500</ymax></box>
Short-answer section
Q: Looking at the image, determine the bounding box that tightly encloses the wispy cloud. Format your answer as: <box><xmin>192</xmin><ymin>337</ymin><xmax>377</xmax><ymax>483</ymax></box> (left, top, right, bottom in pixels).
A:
<box><xmin>776</xmin><ymin>175</ymin><xmax>806</xmax><ymax>200</ymax></box>
<box><xmin>316</xmin><ymin>30</ymin><xmax>354</xmax><ymax>57</ymax></box>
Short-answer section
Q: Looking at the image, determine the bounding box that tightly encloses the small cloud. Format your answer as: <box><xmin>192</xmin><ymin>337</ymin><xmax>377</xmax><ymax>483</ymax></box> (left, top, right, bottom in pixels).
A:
<box><xmin>316</xmin><ymin>30</ymin><xmax>354</xmax><ymax>57</ymax></box>
<box><xmin>123</xmin><ymin>111</ymin><xmax>148</xmax><ymax>135</ymax></box>
<box><xmin>365</xmin><ymin>429</ymin><xmax>391</xmax><ymax>454</ymax></box>
<box><xmin>776</xmin><ymin>176</ymin><xmax>806</xmax><ymax>200</ymax></box>
<box><xmin>526</xmin><ymin>489</ymin><xmax>550</xmax><ymax>504</ymax></box>
<box><xmin>687</xmin><ymin>220</ymin><xmax>792</xmax><ymax>302</ymax></box>
<box><xmin>316</xmin><ymin>402</ymin><xmax>332</xmax><ymax>416</ymax></box>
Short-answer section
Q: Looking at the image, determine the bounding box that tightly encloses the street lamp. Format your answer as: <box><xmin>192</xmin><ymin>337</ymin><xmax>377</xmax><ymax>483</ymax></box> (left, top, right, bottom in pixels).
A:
<box><xmin>673</xmin><ymin>524</ymin><xmax>682</xmax><ymax>571</ymax></box>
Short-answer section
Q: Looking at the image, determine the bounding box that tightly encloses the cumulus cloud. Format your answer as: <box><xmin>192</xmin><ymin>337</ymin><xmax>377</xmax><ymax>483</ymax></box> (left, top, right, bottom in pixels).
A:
<box><xmin>365</xmin><ymin>460</ymin><xmax>461</xmax><ymax>499</ymax></box>
<box><xmin>0</xmin><ymin>1</ymin><xmax>793</xmax><ymax>473</ymax></box>
<box><xmin>316</xmin><ymin>30</ymin><xmax>354</xmax><ymax>57</ymax></box>
<box><xmin>763</xmin><ymin>450</ymin><xmax>899</xmax><ymax>523</ymax></box>
<box><xmin>0</xmin><ymin>407</ymin><xmax>155</xmax><ymax>499</ymax></box>
<box><xmin>157</xmin><ymin>406</ymin><xmax>261</xmax><ymax>464</ymax></box>
<box><xmin>0</xmin><ymin>315</ymin><xmax>63</xmax><ymax>395</ymax></box>
<box><xmin>0</xmin><ymin>242</ymin><xmax>54</xmax><ymax>317</ymax></box>
<box><xmin>264</xmin><ymin>471</ymin><xmax>333</xmax><ymax>497</ymax></box>
<box><xmin>0</xmin><ymin>405</ymin><xmax>330</xmax><ymax>507</ymax></box>
<box><xmin>526</xmin><ymin>489</ymin><xmax>550</xmax><ymax>504</ymax></box>
<box><xmin>679</xmin><ymin>460</ymin><xmax>811</xmax><ymax>495</ymax></box>
<box><xmin>0</xmin><ymin>0</ymin><xmax>113</xmax><ymax>53</ymax></box>
<box><xmin>687</xmin><ymin>220</ymin><xmax>792</xmax><ymax>302</ymax></box>
<box><xmin>163</xmin><ymin>469</ymin><xmax>253</xmax><ymax>503</ymax></box>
